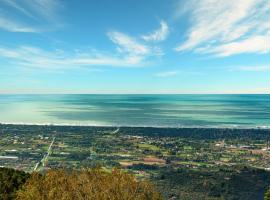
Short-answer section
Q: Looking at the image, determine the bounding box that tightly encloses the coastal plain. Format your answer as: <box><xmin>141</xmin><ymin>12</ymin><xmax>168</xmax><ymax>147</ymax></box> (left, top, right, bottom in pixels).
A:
<box><xmin>1</xmin><ymin>124</ymin><xmax>270</xmax><ymax>199</ymax></box>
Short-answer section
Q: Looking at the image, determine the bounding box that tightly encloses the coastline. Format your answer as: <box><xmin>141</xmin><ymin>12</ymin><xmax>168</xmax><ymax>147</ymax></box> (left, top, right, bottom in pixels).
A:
<box><xmin>1</xmin><ymin>121</ymin><xmax>270</xmax><ymax>130</ymax></box>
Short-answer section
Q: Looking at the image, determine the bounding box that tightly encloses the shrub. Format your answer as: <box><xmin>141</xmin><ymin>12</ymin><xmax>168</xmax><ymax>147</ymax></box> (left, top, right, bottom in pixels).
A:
<box><xmin>16</xmin><ymin>168</ymin><xmax>163</xmax><ymax>200</ymax></box>
<box><xmin>0</xmin><ymin>168</ymin><xmax>29</xmax><ymax>200</ymax></box>
<box><xmin>265</xmin><ymin>188</ymin><xmax>270</xmax><ymax>200</ymax></box>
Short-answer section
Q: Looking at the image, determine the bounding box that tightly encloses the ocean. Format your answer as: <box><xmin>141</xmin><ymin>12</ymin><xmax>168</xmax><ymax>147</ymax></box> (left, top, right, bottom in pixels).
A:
<box><xmin>0</xmin><ymin>94</ymin><xmax>269</xmax><ymax>128</ymax></box>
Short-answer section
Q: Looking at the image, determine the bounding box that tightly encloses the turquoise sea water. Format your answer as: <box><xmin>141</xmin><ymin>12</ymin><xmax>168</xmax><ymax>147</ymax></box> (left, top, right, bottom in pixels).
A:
<box><xmin>0</xmin><ymin>94</ymin><xmax>269</xmax><ymax>128</ymax></box>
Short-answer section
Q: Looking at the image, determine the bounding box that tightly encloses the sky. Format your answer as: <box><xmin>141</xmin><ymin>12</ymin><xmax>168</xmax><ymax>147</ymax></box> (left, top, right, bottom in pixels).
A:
<box><xmin>0</xmin><ymin>0</ymin><xmax>270</xmax><ymax>94</ymax></box>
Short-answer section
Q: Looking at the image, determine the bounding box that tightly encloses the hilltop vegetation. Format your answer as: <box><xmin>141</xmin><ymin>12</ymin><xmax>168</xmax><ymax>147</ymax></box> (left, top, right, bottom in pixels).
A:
<box><xmin>155</xmin><ymin>166</ymin><xmax>270</xmax><ymax>200</ymax></box>
<box><xmin>1</xmin><ymin>166</ymin><xmax>270</xmax><ymax>200</ymax></box>
<box><xmin>0</xmin><ymin>167</ymin><xmax>162</xmax><ymax>200</ymax></box>
<box><xmin>265</xmin><ymin>188</ymin><xmax>270</xmax><ymax>200</ymax></box>
<box><xmin>17</xmin><ymin>168</ymin><xmax>163</xmax><ymax>200</ymax></box>
<box><xmin>0</xmin><ymin>168</ymin><xmax>29</xmax><ymax>200</ymax></box>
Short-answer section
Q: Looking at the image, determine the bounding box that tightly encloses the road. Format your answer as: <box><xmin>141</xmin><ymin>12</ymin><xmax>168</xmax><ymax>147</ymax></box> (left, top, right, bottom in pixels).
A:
<box><xmin>33</xmin><ymin>137</ymin><xmax>55</xmax><ymax>171</ymax></box>
<box><xmin>112</xmin><ymin>128</ymin><xmax>120</xmax><ymax>134</ymax></box>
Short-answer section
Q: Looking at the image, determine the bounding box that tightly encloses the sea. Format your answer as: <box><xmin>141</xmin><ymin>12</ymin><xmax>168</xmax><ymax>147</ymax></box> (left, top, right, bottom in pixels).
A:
<box><xmin>0</xmin><ymin>94</ymin><xmax>269</xmax><ymax>128</ymax></box>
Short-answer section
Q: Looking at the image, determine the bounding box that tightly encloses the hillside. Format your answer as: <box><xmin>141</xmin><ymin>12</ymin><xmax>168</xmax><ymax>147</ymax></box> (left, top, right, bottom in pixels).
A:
<box><xmin>0</xmin><ymin>167</ymin><xmax>162</xmax><ymax>200</ymax></box>
<box><xmin>1</xmin><ymin>166</ymin><xmax>270</xmax><ymax>199</ymax></box>
<box><xmin>0</xmin><ymin>168</ymin><xmax>29</xmax><ymax>200</ymax></box>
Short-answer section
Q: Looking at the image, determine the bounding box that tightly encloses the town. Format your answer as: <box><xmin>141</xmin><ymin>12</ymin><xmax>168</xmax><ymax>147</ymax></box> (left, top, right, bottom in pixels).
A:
<box><xmin>1</xmin><ymin>124</ymin><xmax>270</xmax><ymax>199</ymax></box>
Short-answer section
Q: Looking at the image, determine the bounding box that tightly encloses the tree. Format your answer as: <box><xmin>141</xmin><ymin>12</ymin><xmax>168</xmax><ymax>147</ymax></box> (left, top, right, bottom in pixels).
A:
<box><xmin>16</xmin><ymin>168</ymin><xmax>163</xmax><ymax>200</ymax></box>
<box><xmin>0</xmin><ymin>168</ymin><xmax>29</xmax><ymax>200</ymax></box>
<box><xmin>265</xmin><ymin>188</ymin><xmax>270</xmax><ymax>200</ymax></box>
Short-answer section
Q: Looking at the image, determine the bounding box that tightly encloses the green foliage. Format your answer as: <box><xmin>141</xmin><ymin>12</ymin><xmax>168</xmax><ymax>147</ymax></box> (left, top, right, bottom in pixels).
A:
<box><xmin>0</xmin><ymin>168</ymin><xmax>29</xmax><ymax>200</ymax></box>
<box><xmin>16</xmin><ymin>168</ymin><xmax>163</xmax><ymax>200</ymax></box>
<box><xmin>265</xmin><ymin>188</ymin><xmax>270</xmax><ymax>200</ymax></box>
<box><xmin>121</xmin><ymin>127</ymin><xmax>270</xmax><ymax>140</ymax></box>
<box><xmin>155</xmin><ymin>166</ymin><xmax>270</xmax><ymax>200</ymax></box>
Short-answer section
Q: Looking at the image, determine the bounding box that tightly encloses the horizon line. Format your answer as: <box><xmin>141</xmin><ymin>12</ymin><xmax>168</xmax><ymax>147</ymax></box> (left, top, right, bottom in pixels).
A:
<box><xmin>0</xmin><ymin>93</ymin><xmax>270</xmax><ymax>95</ymax></box>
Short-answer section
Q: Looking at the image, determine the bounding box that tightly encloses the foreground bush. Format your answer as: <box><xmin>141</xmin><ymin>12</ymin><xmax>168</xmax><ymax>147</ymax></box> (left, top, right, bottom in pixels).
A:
<box><xmin>16</xmin><ymin>168</ymin><xmax>163</xmax><ymax>200</ymax></box>
<box><xmin>265</xmin><ymin>188</ymin><xmax>270</xmax><ymax>200</ymax></box>
<box><xmin>0</xmin><ymin>168</ymin><xmax>29</xmax><ymax>200</ymax></box>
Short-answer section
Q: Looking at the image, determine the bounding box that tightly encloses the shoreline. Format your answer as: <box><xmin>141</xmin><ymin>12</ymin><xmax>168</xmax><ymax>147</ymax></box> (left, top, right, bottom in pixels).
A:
<box><xmin>0</xmin><ymin>122</ymin><xmax>270</xmax><ymax>130</ymax></box>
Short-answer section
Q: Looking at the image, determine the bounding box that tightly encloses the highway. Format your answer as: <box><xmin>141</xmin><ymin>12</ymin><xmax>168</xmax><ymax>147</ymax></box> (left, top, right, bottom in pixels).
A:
<box><xmin>33</xmin><ymin>137</ymin><xmax>55</xmax><ymax>171</ymax></box>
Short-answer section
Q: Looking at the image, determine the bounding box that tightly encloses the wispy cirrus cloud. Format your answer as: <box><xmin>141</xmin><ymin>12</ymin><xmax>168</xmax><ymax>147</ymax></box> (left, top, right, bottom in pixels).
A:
<box><xmin>0</xmin><ymin>46</ymin><xmax>142</xmax><ymax>70</ymax></box>
<box><xmin>236</xmin><ymin>65</ymin><xmax>270</xmax><ymax>72</ymax></box>
<box><xmin>0</xmin><ymin>17</ymin><xmax>40</xmax><ymax>33</ymax></box>
<box><xmin>0</xmin><ymin>46</ymin><xmax>129</xmax><ymax>69</ymax></box>
<box><xmin>201</xmin><ymin>35</ymin><xmax>270</xmax><ymax>57</ymax></box>
<box><xmin>108</xmin><ymin>31</ymin><xmax>150</xmax><ymax>56</ymax></box>
<box><xmin>23</xmin><ymin>0</ymin><xmax>63</xmax><ymax>22</ymax></box>
<box><xmin>0</xmin><ymin>31</ymin><xmax>160</xmax><ymax>69</ymax></box>
<box><xmin>155</xmin><ymin>70</ymin><xmax>180</xmax><ymax>77</ymax></box>
<box><xmin>0</xmin><ymin>1</ymin><xmax>164</xmax><ymax>67</ymax></box>
<box><xmin>175</xmin><ymin>0</ymin><xmax>270</xmax><ymax>57</ymax></box>
<box><xmin>3</xmin><ymin>0</ymin><xmax>36</xmax><ymax>19</ymax></box>
<box><xmin>0</xmin><ymin>0</ymin><xmax>63</xmax><ymax>33</ymax></box>
<box><xmin>142</xmin><ymin>20</ymin><xmax>169</xmax><ymax>42</ymax></box>
<box><xmin>108</xmin><ymin>31</ymin><xmax>162</xmax><ymax>64</ymax></box>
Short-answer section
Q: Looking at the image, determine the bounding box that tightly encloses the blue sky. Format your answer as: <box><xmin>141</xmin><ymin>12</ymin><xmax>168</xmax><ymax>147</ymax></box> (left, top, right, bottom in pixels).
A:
<box><xmin>0</xmin><ymin>0</ymin><xmax>270</xmax><ymax>94</ymax></box>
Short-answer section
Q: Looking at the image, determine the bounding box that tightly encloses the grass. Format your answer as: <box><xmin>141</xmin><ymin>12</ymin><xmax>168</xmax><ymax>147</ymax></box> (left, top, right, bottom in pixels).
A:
<box><xmin>138</xmin><ymin>144</ymin><xmax>160</xmax><ymax>151</ymax></box>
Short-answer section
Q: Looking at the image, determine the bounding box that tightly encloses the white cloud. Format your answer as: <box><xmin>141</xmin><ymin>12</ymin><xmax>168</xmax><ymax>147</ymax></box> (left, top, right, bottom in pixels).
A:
<box><xmin>23</xmin><ymin>0</ymin><xmax>63</xmax><ymax>22</ymax></box>
<box><xmin>3</xmin><ymin>0</ymin><xmax>36</xmax><ymax>19</ymax></box>
<box><xmin>175</xmin><ymin>0</ymin><xmax>270</xmax><ymax>56</ymax></box>
<box><xmin>0</xmin><ymin>0</ymin><xmax>62</xmax><ymax>32</ymax></box>
<box><xmin>0</xmin><ymin>46</ymin><xmax>146</xmax><ymax>69</ymax></box>
<box><xmin>0</xmin><ymin>31</ymin><xmax>160</xmax><ymax>69</ymax></box>
<box><xmin>237</xmin><ymin>65</ymin><xmax>270</xmax><ymax>72</ymax></box>
<box><xmin>108</xmin><ymin>31</ymin><xmax>150</xmax><ymax>55</ymax></box>
<box><xmin>204</xmin><ymin>35</ymin><xmax>270</xmax><ymax>56</ymax></box>
<box><xmin>142</xmin><ymin>20</ymin><xmax>169</xmax><ymax>42</ymax></box>
<box><xmin>0</xmin><ymin>18</ymin><xmax>40</xmax><ymax>33</ymax></box>
<box><xmin>155</xmin><ymin>70</ymin><xmax>180</xmax><ymax>77</ymax></box>
<box><xmin>107</xmin><ymin>31</ymin><xmax>162</xmax><ymax>64</ymax></box>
